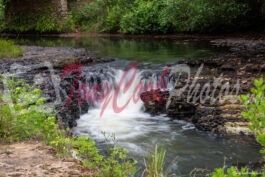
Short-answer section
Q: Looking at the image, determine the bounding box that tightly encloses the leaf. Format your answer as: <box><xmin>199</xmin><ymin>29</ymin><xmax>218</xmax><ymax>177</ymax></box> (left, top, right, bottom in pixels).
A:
<box><xmin>251</xmin><ymin>88</ymin><xmax>258</xmax><ymax>94</ymax></box>
<box><xmin>254</xmin><ymin>78</ymin><xmax>263</xmax><ymax>88</ymax></box>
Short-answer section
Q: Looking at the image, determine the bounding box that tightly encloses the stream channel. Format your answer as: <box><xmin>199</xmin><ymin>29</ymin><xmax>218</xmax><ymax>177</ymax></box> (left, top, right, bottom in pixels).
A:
<box><xmin>13</xmin><ymin>36</ymin><xmax>262</xmax><ymax>176</ymax></box>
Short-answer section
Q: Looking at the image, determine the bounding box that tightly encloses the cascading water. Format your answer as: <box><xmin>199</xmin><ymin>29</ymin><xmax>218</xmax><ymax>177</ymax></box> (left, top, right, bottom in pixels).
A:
<box><xmin>72</xmin><ymin>64</ymin><xmax>172</xmax><ymax>143</ymax></box>
<box><xmin>72</xmin><ymin>62</ymin><xmax>261</xmax><ymax>176</ymax></box>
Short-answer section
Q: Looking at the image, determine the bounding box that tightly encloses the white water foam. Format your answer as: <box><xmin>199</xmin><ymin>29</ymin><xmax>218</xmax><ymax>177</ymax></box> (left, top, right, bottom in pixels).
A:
<box><xmin>72</xmin><ymin>67</ymin><xmax>192</xmax><ymax>144</ymax></box>
<box><xmin>72</xmin><ymin>68</ymin><xmax>166</xmax><ymax>141</ymax></box>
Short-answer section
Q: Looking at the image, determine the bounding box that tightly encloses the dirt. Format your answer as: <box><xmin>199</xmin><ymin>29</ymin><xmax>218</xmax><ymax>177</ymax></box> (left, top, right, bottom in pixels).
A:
<box><xmin>0</xmin><ymin>142</ymin><xmax>100</xmax><ymax>177</ymax></box>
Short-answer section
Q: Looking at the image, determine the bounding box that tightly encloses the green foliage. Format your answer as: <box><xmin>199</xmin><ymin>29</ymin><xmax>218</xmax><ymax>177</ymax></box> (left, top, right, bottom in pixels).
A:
<box><xmin>0</xmin><ymin>104</ymin><xmax>13</xmax><ymax>139</ymax></box>
<box><xmin>211</xmin><ymin>78</ymin><xmax>265</xmax><ymax>177</ymax></box>
<box><xmin>36</xmin><ymin>16</ymin><xmax>58</xmax><ymax>33</ymax></box>
<box><xmin>51</xmin><ymin>134</ymin><xmax>136</xmax><ymax>177</ymax></box>
<box><xmin>184</xmin><ymin>0</ymin><xmax>248</xmax><ymax>32</ymax></box>
<box><xmin>1</xmin><ymin>0</ymin><xmax>264</xmax><ymax>33</ymax></box>
<box><xmin>212</xmin><ymin>166</ymin><xmax>265</xmax><ymax>177</ymax></box>
<box><xmin>101</xmin><ymin>145</ymin><xmax>136</xmax><ymax>177</ymax></box>
<box><xmin>120</xmin><ymin>0</ymin><xmax>169</xmax><ymax>34</ymax></box>
<box><xmin>4</xmin><ymin>1</ymin><xmax>74</xmax><ymax>33</ymax></box>
<box><xmin>142</xmin><ymin>144</ymin><xmax>169</xmax><ymax>177</ymax></box>
<box><xmin>0</xmin><ymin>39</ymin><xmax>23</xmax><ymax>59</ymax></box>
<box><xmin>100</xmin><ymin>132</ymin><xmax>137</xmax><ymax>177</ymax></box>
<box><xmin>0</xmin><ymin>75</ymin><xmax>58</xmax><ymax>142</ymax></box>
<box><xmin>0</xmin><ymin>0</ymin><xmax>5</xmax><ymax>31</ymax></box>
<box><xmin>0</xmin><ymin>75</ymin><xmax>136</xmax><ymax>176</ymax></box>
<box><xmin>239</xmin><ymin>78</ymin><xmax>265</xmax><ymax>158</ymax></box>
<box><xmin>70</xmin><ymin>0</ymin><xmax>106</xmax><ymax>32</ymax></box>
<box><xmin>70</xmin><ymin>0</ymin><xmax>250</xmax><ymax>34</ymax></box>
<box><xmin>61</xmin><ymin>12</ymin><xmax>75</xmax><ymax>33</ymax></box>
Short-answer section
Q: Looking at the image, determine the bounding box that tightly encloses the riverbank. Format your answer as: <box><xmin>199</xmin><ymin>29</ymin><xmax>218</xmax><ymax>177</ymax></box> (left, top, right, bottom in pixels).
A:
<box><xmin>1</xmin><ymin>32</ymin><xmax>265</xmax><ymax>40</ymax></box>
<box><xmin>0</xmin><ymin>141</ymin><xmax>99</xmax><ymax>177</ymax></box>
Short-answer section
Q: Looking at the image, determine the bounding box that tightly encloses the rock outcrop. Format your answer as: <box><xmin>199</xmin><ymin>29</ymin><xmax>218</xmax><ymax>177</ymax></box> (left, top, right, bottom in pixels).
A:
<box><xmin>0</xmin><ymin>46</ymin><xmax>115</xmax><ymax>129</ymax></box>
<box><xmin>141</xmin><ymin>54</ymin><xmax>265</xmax><ymax>136</ymax></box>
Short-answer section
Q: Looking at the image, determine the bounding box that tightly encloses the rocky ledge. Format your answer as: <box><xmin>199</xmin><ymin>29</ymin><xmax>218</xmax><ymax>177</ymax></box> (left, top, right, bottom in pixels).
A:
<box><xmin>141</xmin><ymin>53</ymin><xmax>265</xmax><ymax>136</ymax></box>
<box><xmin>0</xmin><ymin>46</ymin><xmax>115</xmax><ymax>128</ymax></box>
<box><xmin>0</xmin><ymin>46</ymin><xmax>115</xmax><ymax>73</ymax></box>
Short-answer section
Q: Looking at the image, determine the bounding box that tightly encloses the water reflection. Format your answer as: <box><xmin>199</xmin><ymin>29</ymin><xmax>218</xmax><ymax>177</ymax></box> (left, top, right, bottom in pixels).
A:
<box><xmin>11</xmin><ymin>36</ymin><xmax>224</xmax><ymax>66</ymax></box>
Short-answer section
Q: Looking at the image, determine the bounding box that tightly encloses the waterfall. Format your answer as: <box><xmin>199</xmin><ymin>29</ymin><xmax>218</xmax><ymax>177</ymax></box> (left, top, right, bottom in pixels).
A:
<box><xmin>72</xmin><ymin>64</ymin><xmax>167</xmax><ymax>141</ymax></box>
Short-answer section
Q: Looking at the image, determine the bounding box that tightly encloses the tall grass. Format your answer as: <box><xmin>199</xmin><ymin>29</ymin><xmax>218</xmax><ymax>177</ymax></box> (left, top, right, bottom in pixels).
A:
<box><xmin>143</xmin><ymin>144</ymin><xmax>169</xmax><ymax>177</ymax></box>
<box><xmin>0</xmin><ymin>39</ymin><xmax>23</xmax><ymax>59</ymax></box>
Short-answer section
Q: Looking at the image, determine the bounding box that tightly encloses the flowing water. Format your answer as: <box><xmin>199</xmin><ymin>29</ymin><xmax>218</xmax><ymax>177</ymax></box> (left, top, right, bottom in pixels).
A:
<box><xmin>11</xmin><ymin>36</ymin><xmax>262</xmax><ymax>176</ymax></box>
<box><xmin>71</xmin><ymin>61</ymin><xmax>261</xmax><ymax>176</ymax></box>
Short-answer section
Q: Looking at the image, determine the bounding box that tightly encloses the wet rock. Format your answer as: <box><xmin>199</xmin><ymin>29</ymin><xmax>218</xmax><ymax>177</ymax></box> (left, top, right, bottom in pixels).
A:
<box><xmin>141</xmin><ymin>54</ymin><xmax>265</xmax><ymax>136</ymax></box>
<box><xmin>211</xmin><ymin>39</ymin><xmax>265</xmax><ymax>55</ymax></box>
<box><xmin>0</xmin><ymin>46</ymin><xmax>116</xmax><ymax>71</ymax></box>
<box><xmin>140</xmin><ymin>89</ymin><xmax>168</xmax><ymax>115</ymax></box>
<box><xmin>0</xmin><ymin>46</ymin><xmax>115</xmax><ymax>129</ymax></box>
<box><xmin>57</xmin><ymin>99</ymin><xmax>79</xmax><ymax>128</ymax></box>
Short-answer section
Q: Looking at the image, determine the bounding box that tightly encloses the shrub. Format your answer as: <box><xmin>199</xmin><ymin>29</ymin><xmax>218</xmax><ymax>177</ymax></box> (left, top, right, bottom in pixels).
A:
<box><xmin>51</xmin><ymin>134</ymin><xmax>136</xmax><ymax>177</ymax></box>
<box><xmin>70</xmin><ymin>0</ymin><xmax>106</xmax><ymax>32</ymax></box>
<box><xmin>120</xmin><ymin>0</ymin><xmax>168</xmax><ymax>34</ymax></box>
<box><xmin>239</xmin><ymin>78</ymin><xmax>265</xmax><ymax>157</ymax></box>
<box><xmin>0</xmin><ymin>75</ymin><xmax>58</xmax><ymax>142</ymax></box>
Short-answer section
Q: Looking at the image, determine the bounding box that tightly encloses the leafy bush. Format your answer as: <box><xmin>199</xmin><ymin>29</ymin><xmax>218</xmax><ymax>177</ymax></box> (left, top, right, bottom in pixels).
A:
<box><xmin>70</xmin><ymin>0</ymin><xmax>106</xmax><ymax>32</ymax></box>
<box><xmin>120</xmin><ymin>0</ymin><xmax>169</xmax><ymax>34</ymax></box>
<box><xmin>212</xmin><ymin>78</ymin><xmax>265</xmax><ymax>177</ymax></box>
<box><xmin>239</xmin><ymin>78</ymin><xmax>265</xmax><ymax>157</ymax></box>
<box><xmin>0</xmin><ymin>40</ymin><xmax>23</xmax><ymax>59</ymax></box>
<box><xmin>187</xmin><ymin>0</ymin><xmax>248</xmax><ymax>32</ymax></box>
<box><xmin>0</xmin><ymin>75</ymin><xmax>58</xmax><ymax>142</ymax></box>
<box><xmin>51</xmin><ymin>134</ymin><xmax>136</xmax><ymax>177</ymax></box>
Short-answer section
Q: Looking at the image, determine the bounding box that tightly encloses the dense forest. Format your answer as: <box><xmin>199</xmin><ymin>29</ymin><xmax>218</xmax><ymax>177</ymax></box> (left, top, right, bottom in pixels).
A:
<box><xmin>0</xmin><ymin>0</ymin><xmax>265</xmax><ymax>34</ymax></box>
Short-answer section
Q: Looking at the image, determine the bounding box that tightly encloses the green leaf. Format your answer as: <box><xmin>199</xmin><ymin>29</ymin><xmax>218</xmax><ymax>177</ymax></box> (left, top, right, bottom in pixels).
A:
<box><xmin>251</xmin><ymin>88</ymin><xmax>258</xmax><ymax>94</ymax></box>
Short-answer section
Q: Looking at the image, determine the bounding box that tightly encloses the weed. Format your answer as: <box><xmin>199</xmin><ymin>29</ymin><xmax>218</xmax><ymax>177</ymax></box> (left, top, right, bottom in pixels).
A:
<box><xmin>142</xmin><ymin>144</ymin><xmax>169</xmax><ymax>177</ymax></box>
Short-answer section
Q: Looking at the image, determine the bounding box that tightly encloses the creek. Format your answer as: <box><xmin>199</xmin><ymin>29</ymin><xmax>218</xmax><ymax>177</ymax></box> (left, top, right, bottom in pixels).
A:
<box><xmin>12</xmin><ymin>36</ymin><xmax>262</xmax><ymax>176</ymax></box>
